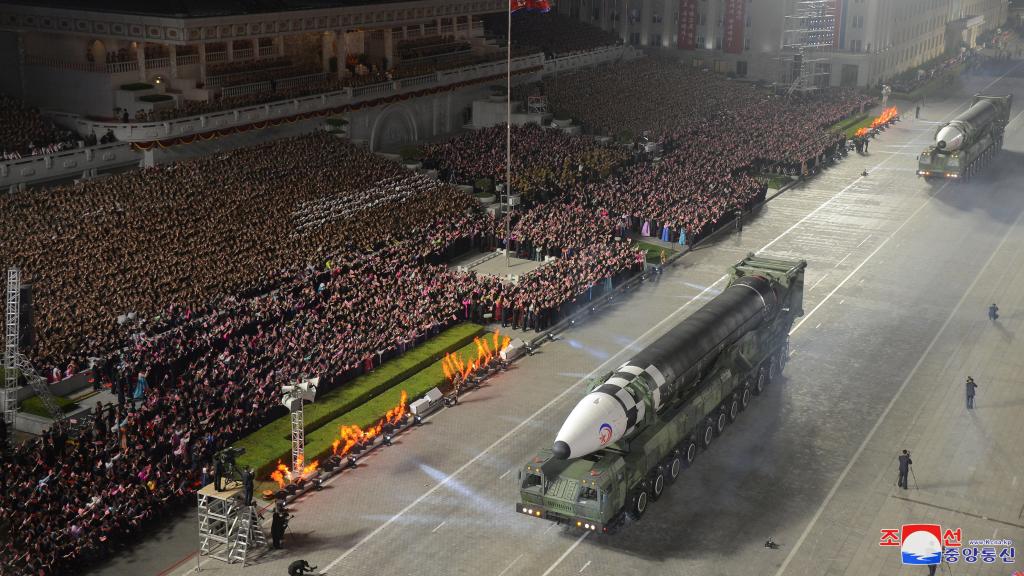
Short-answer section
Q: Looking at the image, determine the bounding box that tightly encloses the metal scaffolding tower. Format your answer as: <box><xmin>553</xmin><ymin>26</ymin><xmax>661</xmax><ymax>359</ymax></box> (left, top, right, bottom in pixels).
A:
<box><xmin>4</xmin><ymin>267</ymin><xmax>64</xmax><ymax>425</ymax></box>
<box><xmin>283</xmin><ymin>377</ymin><xmax>318</xmax><ymax>473</ymax></box>
<box><xmin>290</xmin><ymin>398</ymin><xmax>304</xmax><ymax>470</ymax></box>
<box><xmin>781</xmin><ymin>0</ymin><xmax>837</xmax><ymax>94</ymax></box>
<box><xmin>3</xmin><ymin>268</ymin><xmax>19</xmax><ymax>426</ymax></box>
<box><xmin>197</xmin><ymin>486</ymin><xmax>266</xmax><ymax>566</ymax></box>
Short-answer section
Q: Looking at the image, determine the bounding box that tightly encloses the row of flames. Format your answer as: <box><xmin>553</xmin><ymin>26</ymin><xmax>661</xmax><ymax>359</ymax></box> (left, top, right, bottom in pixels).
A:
<box><xmin>442</xmin><ymin>329</ymin><xmax>511</xmax><ymax>383</ymax></box>
<box><xmin>266</xmin><ymin>331</ymin><xmax>511</xmax><ymax>486</ymax></box>
<box><xmin>269</xmin><ymin>390</ymin><xmax>409</xmax><ymax>488</ymax></box>
<box><xmin>855</xmin><ymin>107</ymin><xmax>899</xmax><ymax>137</ymax></box>
<box><xmin>330</xmin><ymin>390</ymin><xmax>408</xmax><ymax>458</ymax></box>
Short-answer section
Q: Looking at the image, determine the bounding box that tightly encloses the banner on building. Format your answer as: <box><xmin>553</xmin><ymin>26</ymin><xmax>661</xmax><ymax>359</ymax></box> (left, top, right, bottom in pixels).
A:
<box><xmin>834</xmin><ymin>0</ymin><xmax>846</xmax><ymax>48</ymax></box>
<box><xmin>723</xmin><ymin>0</ymin><xmax>745</xmax><ymax>54</ymax></box>
<box><xmin>677</xmin><ymin>0</ymin><xmax>697</xmax><ymax>50</ymax></box>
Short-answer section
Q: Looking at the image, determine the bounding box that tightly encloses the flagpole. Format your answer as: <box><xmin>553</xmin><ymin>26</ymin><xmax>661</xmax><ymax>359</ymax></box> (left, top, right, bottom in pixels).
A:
<box><xmin>505</xmin><ymin>1</ymin><xmax>512</xmax><ymax>268</ymax></box>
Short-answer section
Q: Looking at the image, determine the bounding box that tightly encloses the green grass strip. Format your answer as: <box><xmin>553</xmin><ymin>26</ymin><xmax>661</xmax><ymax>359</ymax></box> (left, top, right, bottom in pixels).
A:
<box><xmin>21</xmin><ymin>395</ymin><xmax>79</xmax><ymax>418</ymax></box>
<box><xmin>635</xmin><ymin>240</ymin><xmax>678</xmax><ymax>263</ymax></box>
<box><xmin>300</xmin><ymin>338</ymin><xmax>484</xmax><ymax>469</ymax></box>
<box><xmin>236</xmin><ymin>323</ymin><xmax>484</xmax><ymax>476</ymax></box>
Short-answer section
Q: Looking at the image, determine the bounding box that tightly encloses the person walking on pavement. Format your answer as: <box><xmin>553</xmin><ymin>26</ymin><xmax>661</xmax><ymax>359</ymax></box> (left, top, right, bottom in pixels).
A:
<box><xmin>965</xmin><ymin>377</ymin><xmax>978</xmax><ymax>409</ymax></box>
<box><xmin>898</xmin><ymin>450</ymin><xmax>912</xmax><ymax>489</ymax></box>
<box><xmin>988</xmin><ymin>303</ymin><xmax>999</xmax><ymax>321</ymax></box>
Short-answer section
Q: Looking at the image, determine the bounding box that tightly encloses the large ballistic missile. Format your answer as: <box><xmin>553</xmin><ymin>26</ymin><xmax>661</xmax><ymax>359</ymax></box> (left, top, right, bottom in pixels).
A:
<box><xmin>552</xmin><ymin>273</ymin><xmax>794</xmax><ymax>460</ymax></box>
<box><xmin>935</xmin><ymin>98</ymin><xmax>1000</xmax><ymax>151</ymax></box>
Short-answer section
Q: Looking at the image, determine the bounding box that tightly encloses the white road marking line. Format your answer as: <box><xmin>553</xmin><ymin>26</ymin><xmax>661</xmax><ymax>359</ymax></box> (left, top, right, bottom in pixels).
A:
<box><xmin>319</xmin><ymin>276</ymin><xmax>728</xmax><ymax>574</ymax></box>
<box><xmin>789</xmin><ymin>348</ymin><xmax>797</xmax><ymax>357</ymax></box>
<box><xmin>808</xmin><ymin>273</ymin><xmax>829</xmax><ymax>292</ymax></box>
<box><xmin>431</xmin><ymin>520</ymin><xmax>446</xmax><ymax>533</ymax></box>
<box><xmin>541</xmin><ymin>532</ymin><xmax>589</xmax><ymax>576</ymax></box>
<box><xmin>839</xmin><ymin>299</ymin><xmax>844</xmax><ymax>305</ymax></box>
<box><xmin>857</xmin><ymin>234</ymin><xmax>871</xmax><ymax>248</ymax></box>
<box><xmin>497</xmin><ymin>553</ymin><xmax>524</xmax><ymax>576</ymax></box>
<box><xmin>792</xmin><ymin>237</ymin><xmax>889</xmax><ymax>334</ymax></box>
<box><xmin>579</xmin><ymin>560</ymin><xmax>592</xmax><ymax>573</ymax></box>
<box><xmin>773</xmin><ymin>209</ymin><xmax>1024</xmax><ymax>576</ymax></box>
<box><xmin>499</xmin><ymin>469</ymin><xmax>512</xmax><ymax>480</ymax></box>
<box><xmin>834</xmin><ymin>253</ymin><xmax>850</xmax><ymax>268</ymax></box>
<box><xmin>790</xmin><ymin>178</ymin><xmax>953</xmax><ymax>336</ymax></box>
<box><xmin>814</xmin><ymin>322</ymin><xmax>822</xmax><ymax>329</ymax></box>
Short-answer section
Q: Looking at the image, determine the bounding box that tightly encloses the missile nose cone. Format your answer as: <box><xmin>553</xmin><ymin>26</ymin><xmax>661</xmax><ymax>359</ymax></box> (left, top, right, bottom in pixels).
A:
<box><xmin>552</xmin><ymin>440</ymin><xmax>571</xmax><ymax>460</ymax></box>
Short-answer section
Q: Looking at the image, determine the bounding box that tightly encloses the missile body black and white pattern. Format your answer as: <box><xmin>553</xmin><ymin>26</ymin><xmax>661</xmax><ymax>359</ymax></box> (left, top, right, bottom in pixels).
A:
<box><xmin>552</xmin><ymin>275</ymin><xmax>782</xmax><ymax>460</ymax></box>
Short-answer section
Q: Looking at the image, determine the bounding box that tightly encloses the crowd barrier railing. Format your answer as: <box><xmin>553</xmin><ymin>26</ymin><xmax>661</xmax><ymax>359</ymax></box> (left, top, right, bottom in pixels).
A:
<box><xmin>0</xmin><ymin>142</ymin><xmax>138</xmax><ymax>189</ymax></box>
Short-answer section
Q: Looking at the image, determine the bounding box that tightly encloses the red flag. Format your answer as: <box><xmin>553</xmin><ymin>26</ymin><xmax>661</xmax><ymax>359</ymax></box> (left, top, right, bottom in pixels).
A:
<box><xmin>511</xmin><ymin>0</ymin><xmax>550</xmax><ymax>12</ymax></box>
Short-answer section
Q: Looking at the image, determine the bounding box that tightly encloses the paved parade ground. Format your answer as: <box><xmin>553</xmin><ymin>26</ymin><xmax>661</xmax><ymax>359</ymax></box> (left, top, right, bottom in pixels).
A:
<box><xmin>96</xmin><ymin>72</ymin><xmax>1024</xmax><ymax>576</ymax></box>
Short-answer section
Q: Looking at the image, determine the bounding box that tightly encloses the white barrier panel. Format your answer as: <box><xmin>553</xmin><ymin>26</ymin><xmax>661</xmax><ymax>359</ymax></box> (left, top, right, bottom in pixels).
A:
<box><xmin>0</xmin><ymin>143</ymin><xmax>138</xmax><ymax>189</ymax></box>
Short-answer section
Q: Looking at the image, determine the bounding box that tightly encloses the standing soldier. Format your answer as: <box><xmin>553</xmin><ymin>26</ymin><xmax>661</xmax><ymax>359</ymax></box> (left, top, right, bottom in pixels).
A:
<box><xmin>988</xmin><ymin>303</ymin><xmax>999</xmax><ymax>321</ymax></box>
<box><xmin>271</xmin><ymin>509</ymin><xmax>288</xmax><ymax>549</ymax></box>
<box><xmin>897</xmin><ymin>450</ymin><xmax>912</xmax><ymax>489</ymax></box>
<box><xmin>965</xmin><ymin>377</ymin><xmax>978</xmax><ymax>409</ymax></box>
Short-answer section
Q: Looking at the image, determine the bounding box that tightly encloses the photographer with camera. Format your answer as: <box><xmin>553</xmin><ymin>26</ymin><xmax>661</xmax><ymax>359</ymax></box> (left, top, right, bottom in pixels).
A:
<box><xmin>288</xmin><ymin>559</ymin><xmax>317</xmax><ymax>576</ymax></box>
<box><xmin>271</xmin><ymin>506</ymin><xmax>292</xmax><ymax>549</ymax></box>
<box><xmin>897</xmin><ymin>450</ymin><xmax>912</xmax><ymax>490</ymax></box>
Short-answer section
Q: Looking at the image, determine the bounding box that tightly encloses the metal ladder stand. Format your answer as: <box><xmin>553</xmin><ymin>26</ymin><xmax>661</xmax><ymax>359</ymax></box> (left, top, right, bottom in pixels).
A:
<box><xmin>228</xmin><ymin>504</ymin><xmax>267</xmax><ymax>565</ymax></box>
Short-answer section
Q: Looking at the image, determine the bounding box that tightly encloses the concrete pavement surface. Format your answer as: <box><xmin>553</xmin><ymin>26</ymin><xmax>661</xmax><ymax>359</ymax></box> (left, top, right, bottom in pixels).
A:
<box><xmin>91</xmin><ymin>71</ymin><xmax>1024</xmax><ymax>576</ymax></box>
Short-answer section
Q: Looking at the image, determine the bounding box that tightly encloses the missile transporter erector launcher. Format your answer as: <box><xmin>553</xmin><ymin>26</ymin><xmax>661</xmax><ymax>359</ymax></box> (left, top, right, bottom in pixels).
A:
<box><xmin>917</xmin><ymin>94</ymin><xmax>1012</xmax><ymax>181</ymax></box>
<box><xmin>516</xmin><ymin>254</ymin><xmax>806</xmax><ymax>533</ymax></box>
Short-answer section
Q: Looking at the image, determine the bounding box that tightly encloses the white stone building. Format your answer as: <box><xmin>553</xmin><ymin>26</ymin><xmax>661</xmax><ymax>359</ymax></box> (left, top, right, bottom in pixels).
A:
<box><xmin>555</xmin><ymin>0</ymin><xmax>1009</xmax><ymax>86</ymax></box>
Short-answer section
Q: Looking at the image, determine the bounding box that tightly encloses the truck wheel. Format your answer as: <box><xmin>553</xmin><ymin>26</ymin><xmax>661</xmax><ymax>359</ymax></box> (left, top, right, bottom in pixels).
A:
<box><xmin>715</xmin><ymin>411</ymin><xmax>729</xmax><ymax>435</ymax></box>
<box><xmin>768</xmin><ymin>356</ymin><xmax>779</xmax><ymax>383</ymax></box>
<box><xmin>682</xmin><ymin>440</ymin><xmax>697</xmax><ymax>466</ymax></box>
<box><xmin>740</xmin><ymin>386</ymin><xmax>752</xmax><ymax>410</ymax></box>
<box><xmin>650</xmin><ymin>471</ymin><xmax>666</xmax><ymax>501</ymax></box>
<box><xmin>701</xmin><ymin>422</ymin><xmax>715</xmax><ymax>448</ymax></box>
<box><xmin>754</xmin><ymin>364</ymin><xmax>768</xmax><ymax>395</ymax></box>
<box><xmin>778</xmin><ymin>340</ymin><xmax>789</xmax><ymax>374</ymax></box>
<box><xmin>727</xmin><ymin>397</ymin><xmax>740</xmax><ymax>422</ymax></box>
<box><xmin>665</xmin><ymin>454</ymin><xmax>682</xmax><ymax>483</ymax></box>
<box><xmin>629</xmin><ymin>489</ymin><xmax>649</xmax><ymax>520</ymax></box>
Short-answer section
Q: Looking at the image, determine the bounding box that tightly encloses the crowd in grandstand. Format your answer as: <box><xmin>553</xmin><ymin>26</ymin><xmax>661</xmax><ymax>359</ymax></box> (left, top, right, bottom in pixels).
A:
<box><xmin>538</xmin><ymin>58</ymin><xmax>871</xmax><ymax>238</ymax></box>
<box><xmin>0</xmin><ymin>44</ymin><xmax>878</xmax><ymax>574</ymax></box>
<box><xmin>0</xmin><ymin>93</ymin><xmax>80</xmax><ymax>160</ymax></box>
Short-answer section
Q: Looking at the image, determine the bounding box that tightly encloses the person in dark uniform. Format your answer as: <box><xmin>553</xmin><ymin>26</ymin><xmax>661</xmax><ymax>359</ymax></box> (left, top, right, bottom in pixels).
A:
<box><xmin>988</xmin><ymin>303</ymin><xmax>999</xmax><ymax>321</ymax></box>
<box><xmin>213</xmin><ymin>456</ymin><xmax>225</xmax><ymax>491</ymax></box>
<box><xmin>241</xmin><ymin>465</ymin><xmax>254</xmax><ymax>506</ymax></box>
<box><xmin>965</xmin><ymin>377</ymin><xmax>978</xmax><ymax>409</ymax></box>
<box><xmin>898</xmin><ymin>450</ymin><xmax>912</xmax><ymax>489</ymax></box>
<box><xmin>927</xmin><ymin>562</ymin><xmax>937</xmax><ymax>575</ymax></box>
<box><xmin>271</xmin><ymin>509</ymin><xmax>288</xmax><ymax>549</ymax></box>
<box><xmin>287</xmin><ymin>559</ymin><xmax>317</xmax><ymax>576</ymax></box>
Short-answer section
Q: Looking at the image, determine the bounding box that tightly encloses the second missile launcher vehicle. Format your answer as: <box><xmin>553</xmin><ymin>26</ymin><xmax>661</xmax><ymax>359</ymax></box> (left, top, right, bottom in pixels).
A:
<box><xmin>917</xmin><ymin>94</ymin><xmax>1012</xmax><ymax>181</ymax></box>
<box><xmin>516</xmin><ymin>254</ymin><xmax>806</xmax><ymax>532</ymax></box>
